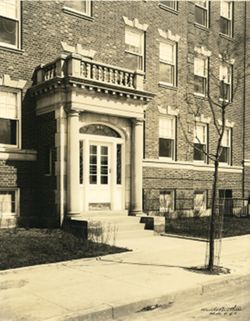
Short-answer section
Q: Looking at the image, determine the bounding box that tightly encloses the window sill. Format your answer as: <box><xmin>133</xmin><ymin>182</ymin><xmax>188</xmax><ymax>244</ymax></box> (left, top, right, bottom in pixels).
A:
<box><xmin>0</xmin><ymin>45</ymin><xmax>24</xmax><ymax>55</ymax></box>
<box><xmin>194</xmin><ymin>93</ymin><xmax>207</xmax><ymax>100</ymax></box>
<box><xmin>63</xmin><ymin>7</ymin><xmax>94</xmax><ymax>21</ymax></box>
<box><xmin>0</xmin><ymin>148</ymin><xmax>37</xmax><ymax>161</ymax></box>
<box><xmin>159</xmin><ymin>4</ymin><xmax>178</xmax><ymax>15</ymax></box>
<box><xmin>219</xmin><ymin>33</ymin><xmax>234</xmax><ymax>42</ymax></box>
<box><xmin>193</xmin><ymin>160</ymin><xmax>208</xmax><ymax>164</ymax></box>
<box><xmin>219</xmin><ymin>98</ymin><xmax>231</xmax><ymax>104</ymax></box>
<box><xmin>194</xmin><ymin>23</ymin><xmax>210</xmax><ymax>32</ymax></box>
<box><xmin>158</xmin><ymin>82</ymin><xmax>177</xmax><ymax>91</ymax></box>
<box><xmin>159</xmin><ymin>157</ymin><xmax>176</xmax><ymax>162</ymax></box>
<box><xmin>219</xmin><ymin>162</ymin><xmax>231</xmax><ymax>167</ymax></box>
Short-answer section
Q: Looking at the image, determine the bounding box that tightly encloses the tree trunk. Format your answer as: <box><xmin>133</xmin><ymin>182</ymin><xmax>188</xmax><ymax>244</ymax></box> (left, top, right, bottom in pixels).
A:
<box><xmin>208</xmin><ymin>159</ymin><xmax>219</xmax><ymax>271</ymax></box>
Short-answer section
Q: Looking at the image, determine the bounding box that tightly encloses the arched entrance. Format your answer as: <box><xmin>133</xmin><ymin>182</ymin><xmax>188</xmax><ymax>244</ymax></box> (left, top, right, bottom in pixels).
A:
<box><xmin>79</xmin><ymin>124</ymin><xmax>125</xmax><ymax>212</ymax></box>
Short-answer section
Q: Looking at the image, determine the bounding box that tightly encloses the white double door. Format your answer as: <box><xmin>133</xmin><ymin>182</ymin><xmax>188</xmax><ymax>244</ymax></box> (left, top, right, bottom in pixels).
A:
<box><xmin>80</xmin><ymin>136</ymin><xmax>123</xmax><ymax>212</ymax></box>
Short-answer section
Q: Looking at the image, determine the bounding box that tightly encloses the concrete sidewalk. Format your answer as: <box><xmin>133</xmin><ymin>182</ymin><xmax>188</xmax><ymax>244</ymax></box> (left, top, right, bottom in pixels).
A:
<box><xmin>0</xmin><ymin>234</ymin><xmax>249</xmax><ymax>321</ymax></box>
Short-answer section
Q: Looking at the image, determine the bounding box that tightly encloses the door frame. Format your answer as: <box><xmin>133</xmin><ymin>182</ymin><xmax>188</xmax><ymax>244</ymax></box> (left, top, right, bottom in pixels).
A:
<box><xmin>79</xmin><ymin>133</ymin><xmax>125</xmax><ymax>212</ymax></box>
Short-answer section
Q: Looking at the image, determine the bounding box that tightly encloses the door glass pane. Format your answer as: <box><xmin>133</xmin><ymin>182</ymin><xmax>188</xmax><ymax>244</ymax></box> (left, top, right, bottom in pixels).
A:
<box><xmin>89</xmin><ymin>145</ymin><xmax>97</xmax><ymax>184</ymax></box>
<box><xmin>101</xmin><ymin>146</ymin><xmax>108</xmax><ymax>155</ymax></box>
<box><xmin>100</xmin><ymin>145</ymin><xmax>108</xmax><ymax>185</ymax></box>
<box><xmin>101</xmin><ymin>156</ymin><xmax>108</xmax><ymax>165</ymax></box>
<box><xmin>90</xmin><ymin>145</ymin><xmax>97</xmax><ymax>154</ymax></box>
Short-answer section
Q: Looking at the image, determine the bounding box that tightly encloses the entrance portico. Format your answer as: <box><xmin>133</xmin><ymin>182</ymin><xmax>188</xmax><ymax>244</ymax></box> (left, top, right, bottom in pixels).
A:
<box><xmin>31</xmin><ymin>53</ymin><xmax>154</xmax><ymax>223</ymax></box>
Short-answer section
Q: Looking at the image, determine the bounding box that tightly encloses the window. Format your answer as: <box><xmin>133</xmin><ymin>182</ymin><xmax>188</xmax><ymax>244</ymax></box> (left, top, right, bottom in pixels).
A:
<box><xmin>194</xmin><ymin>56</ymin><xmax>208</xmax><ymax>96</ymax></box>
<box><xmin>125</xmin><ymin>27</ymin><xmax>144</xmax><ymax>71</ymax></box>
<box><xmin>195</xmin><ymin>1</ymin><xmax>209</xmax><ymax>28</ymax></box>
<box><xmin>193</xmin><ymin>191</ymin><xmax>206</xmax><ymax>211</ymax></box>
<box><xmin>219</xmin><ymin>128</ymin><xmax>231</xmax><ymax>164</ymax></box>
<box><xmin>194</xmin><ymin>123</ymin><xmax>207</xmax><ymax>162</ymax></box>
<box><xmin>220</xmin><ymin>63</ymin><xmax>232</xmax><ymax>102</ymax></box>
<box><xmin>220</xmin><ymin>1</ymin><xmax>233</xmax><ymax>37</ymax></box>
<box><xmin>64</xmin><ymin>0</ymin><xmax>92</xmax><ymax>17</ymax></box>
<box><xmin>160</xmin><ymin>190</ymin><xmax>175</xmax><ymax>213</ymax></box>
<box><xmin>159</xmin><ymin>41</ymin><xmax>177</xmax><ymax>86</ymax></box>
<box><xmin>159</xmin><ymin>117</ymin><xmax>175</xmax><ymax>159</ymax></box>
<box><xmin>0</xmin><ymin>190</ymin><xmax>17</xmax><ymax>216</ymax></box>
<box><xmin>159</xmin><ymin>1</ymin><xmax>178</xmax><ymax>11</ymax></box>
<box><xmin>0</xmin><ymin>90</ymin><xmax>20</xmax><ymax>147</ymax></box>
<box><xmin>0</xmin><ymin>0</ymin><xmax>20</xmax><ymax>48</ymax></box>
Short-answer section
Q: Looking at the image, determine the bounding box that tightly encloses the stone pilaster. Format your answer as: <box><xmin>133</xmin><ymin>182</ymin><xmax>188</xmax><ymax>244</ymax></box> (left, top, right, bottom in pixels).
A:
<box><xmin>67</xmin><ymin>109</ymin><xmax>80</xmax><ymax>217</ymax></box>
<box><xmin>131</xmin><ymin>118</ymin><xmax>144</xmax><ymax>215</ymax></box>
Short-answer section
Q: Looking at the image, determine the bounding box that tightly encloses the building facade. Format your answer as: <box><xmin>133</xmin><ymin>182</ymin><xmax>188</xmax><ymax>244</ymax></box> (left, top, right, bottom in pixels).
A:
<box><xmin>0</xmin><ymin>0</ymin><xmax>249</xmax><ymax>228</ymax></box>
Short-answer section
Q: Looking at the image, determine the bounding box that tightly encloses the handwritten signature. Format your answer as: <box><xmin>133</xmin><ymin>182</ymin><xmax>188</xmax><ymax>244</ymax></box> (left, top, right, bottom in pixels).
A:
<box><xmin>201</xmin><ymin>305</ymin><xmax>242</xmax><ymax>316</ymax></box>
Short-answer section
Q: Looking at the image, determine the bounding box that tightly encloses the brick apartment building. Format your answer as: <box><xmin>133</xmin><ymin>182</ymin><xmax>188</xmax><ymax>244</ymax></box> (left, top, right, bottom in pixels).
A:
<box><xmin>0</xmin><ymin>0</ymin><xmax>249</xmax><ymax>228</ymax></box>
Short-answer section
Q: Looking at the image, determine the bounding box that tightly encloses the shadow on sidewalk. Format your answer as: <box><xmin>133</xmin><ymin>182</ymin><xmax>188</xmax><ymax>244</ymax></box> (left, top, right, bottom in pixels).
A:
<box><xmin>96</xmin><ymin>258</ymin><xmax>230</xmax><ymax>275</ymax></box>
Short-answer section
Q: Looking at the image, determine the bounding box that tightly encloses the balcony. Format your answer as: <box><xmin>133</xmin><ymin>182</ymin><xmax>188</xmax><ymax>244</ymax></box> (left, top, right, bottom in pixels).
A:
<box><xmin>32</xmin><ymin>53</ymin><xmax>153</xmax><ymax>101</ymax></box>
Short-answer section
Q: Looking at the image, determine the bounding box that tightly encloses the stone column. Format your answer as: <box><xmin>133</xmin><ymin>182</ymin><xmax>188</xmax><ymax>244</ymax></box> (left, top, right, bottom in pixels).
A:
<box><xmin>67</xmin><ymin>109</ymin><xmax>80</xmax><ymax>217</ymax></box>
<box><xmin>131</xmin><ymin>118</ymin><xmax>144</xmax><ymax>215</ymax></box>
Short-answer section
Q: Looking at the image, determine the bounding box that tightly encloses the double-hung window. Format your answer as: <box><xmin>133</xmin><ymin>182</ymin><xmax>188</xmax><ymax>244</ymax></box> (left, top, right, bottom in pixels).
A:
<box><xmin>194</xmin><ymin>56</ymin><xmax>208</xmax><ymax>96</ymax></box>
<box><xmin>0</xmin><ymin>89</ymin><xmax>20</xmax><ymax>147</ymax></box>
<box><xmin>220</xmin><ymin>1</ymin><xmax>233</xmax><ymax>37</ymax></box>
<box><xmin>195</xmin><ymin>1</ymin><xmax>209</xmax><ymax>28</ymax></box>
<box><xmin>159</xmin><ymin>190</ymin><xmax>175</xmax><ymax>213</ymax></box>
<box><xmin>219</xmin><ymin>128</ymin><xmax>231</xmax><ymax>164</ymax></box>
<box><xmin>220</xmin><ymin>63</ymin><xmax>232</xmax><ymax>102</ymax></box>
<box><xmin>194</xmin><ymin>123</ymin><xmax>207</xmax><ymax>162</ymax></box>
<box><xmin>159</xmin><ymin>1</ymin><xmax>178</xmax><ymax>11</ymax></box>
<box><xmin>125</xmin><ymin>27</ymin><xmax>144</xmax><ymax>71</ymax></box>
<box><xmin>159</xmin><ymin>41</ymin><xmax>177</xmax><ymax>87</ymax></box>
<box><xmin>64</xmin><ymin>0</ymin><xmax>92</xmax><ymax>17</ymax></box>
<box><xmin>159</xmin><ymin>117</ymin><xmax>175</xmax><ymax>159</ymax></box>
<box><xmin>0</xmin><ymin>190</ymin><xmax>17</xmax><ymax>217</ymax></box>
<box><xmin>0</xmin><ymin>0</ymin><xmax>20</xmax><ymax>49</ymax></box>
<box><xmin>193</xmin><ymin>191</ymin><xmax>206</xmax><ymax>212</ymax></box>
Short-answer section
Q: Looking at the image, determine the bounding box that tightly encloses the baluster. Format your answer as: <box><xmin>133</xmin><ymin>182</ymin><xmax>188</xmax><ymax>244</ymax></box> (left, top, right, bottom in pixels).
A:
<box><xmin>114</xmin><ymin>70</ymin><xmax>118</xmax><ymax>85</ymax></box>
<box><xmin>92</xmin><ymin>65</ymin><xmax>97</xmax><ymax>80</ymax></box>
<box><xmin>86</xmin><ymin>63</ymin><xmax>91</xmax><ymax>79</ymax></box>
<box><xmin>98</xmin><ymin>66</ymin><xmax>102</xmax><ymax>81</ymax></box>
<box><xmin>119</xmin><ymin>71</ymin><xmax>124</xmax><ymax>86</ymax></box>
<box><xmin>103</xmin><ymin>67</ymin><xmax>108</xmax><ymax>82</ymax></box>
<box><xmin>80</xmin><ymin>62</ymin><xmax>85</xmax><ymax>77</ymax></box>
<box><xmin>124</xmin><ymin>73</ymin><xmax>129</xmax><ymax>87</ymax></box>
<box><xmin>128</xmin><ymin>73</ymin><xmax>133</xmax><ymax>88</ymax></box>
<box><xmin>109</xmin><ymin>68</ymin><xmax>113</xmax><ymax>83</ymax></box>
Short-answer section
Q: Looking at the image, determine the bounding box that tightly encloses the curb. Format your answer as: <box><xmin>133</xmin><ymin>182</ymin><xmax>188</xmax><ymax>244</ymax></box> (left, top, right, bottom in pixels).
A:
<box><xmin>46</xmin><ymin>272</ymin><xmax>250</xmax><ymax>321</ymax></box>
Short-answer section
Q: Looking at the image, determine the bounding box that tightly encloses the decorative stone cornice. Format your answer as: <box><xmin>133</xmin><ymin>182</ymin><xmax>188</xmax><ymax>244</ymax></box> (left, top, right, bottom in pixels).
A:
<box><xmin>0</xmin><ymin>74</ymin><xmax>26</xmax><ymax>89</ymax></box>
<box><xmin>194</xmin><ymin>46</ymin><xmax>211</xmax><ymax>57</ymax></box>
<box><xmin>158</xmin><ymin>29</ymin><xmax>180</xmax><ymax>42</ymax></box>
<box><xmin>123</xmin><ymin>16</ymin><xmax>148</xmax><ymax>31</ymax></box>
<box><xmin>61</xmin><ymin>41</ymin><xmax>96</xmax><ymax>59</ymax></box>
<box><xmin>158</xmin><ymin>105</ymin><xmax>179</xmax><ymax>116</ymax></box>
<box><xmin>194</xmin><ymin>114</ymin><xmax>211</xmax><ymax>124</ymax></box>
<box><xmin>218</xmin><ymin>119</ymin><xmax>235</xmax><ymax>127</ymax></box>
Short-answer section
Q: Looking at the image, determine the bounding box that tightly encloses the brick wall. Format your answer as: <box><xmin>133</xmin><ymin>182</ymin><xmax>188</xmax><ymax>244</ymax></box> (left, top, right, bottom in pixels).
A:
<box><xmin>36</xmin><ymin>111</ymin><xmax>57</xmax><ymax>223</ymax></box>
<box><xmin>0</xmin><ymin>1</ymin><xmax>248</xmax><ymax>220</ymax></box>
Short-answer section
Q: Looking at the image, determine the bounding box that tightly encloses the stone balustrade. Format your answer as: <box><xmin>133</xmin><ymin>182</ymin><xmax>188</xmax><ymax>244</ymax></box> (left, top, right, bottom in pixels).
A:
<box><xmin>34</xmin><ymin>53</ymin><xmax>145</xmax><ymax>91</ymax></box>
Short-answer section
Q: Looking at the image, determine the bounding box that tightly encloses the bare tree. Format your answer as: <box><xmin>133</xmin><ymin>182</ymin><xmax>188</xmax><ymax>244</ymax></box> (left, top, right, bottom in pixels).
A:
<box><xmin>179</xmin><ymin>34</ymin><xmax>248</xmax><ymax>271</ymax></box>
